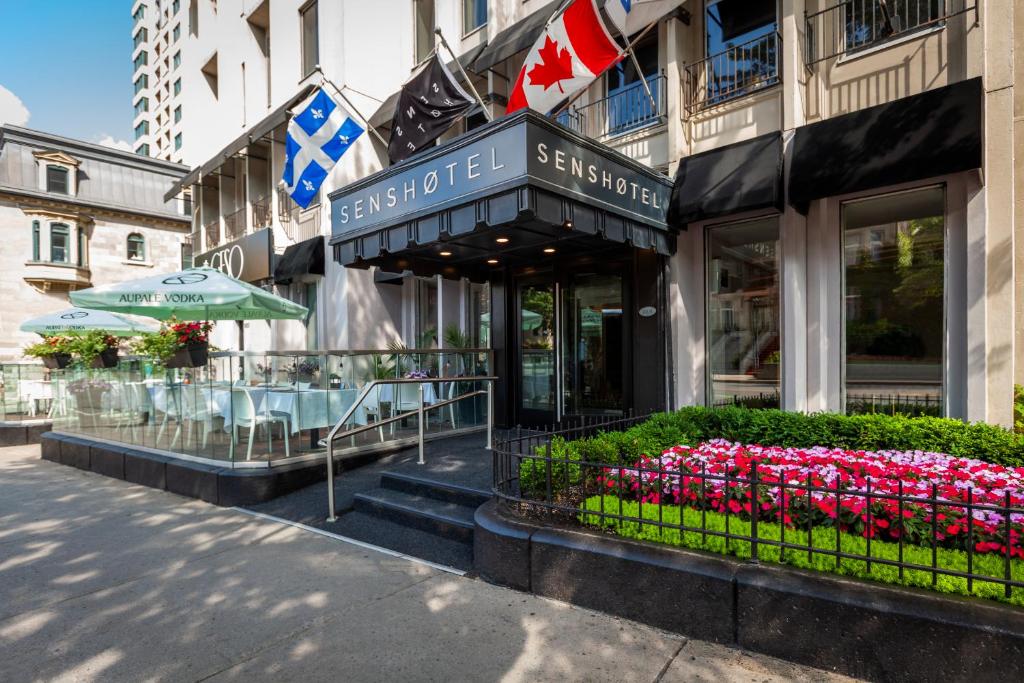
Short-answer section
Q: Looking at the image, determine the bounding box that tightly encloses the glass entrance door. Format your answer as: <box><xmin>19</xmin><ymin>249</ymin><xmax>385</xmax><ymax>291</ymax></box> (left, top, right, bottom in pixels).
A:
<box><xmin>515</xmin><ymin>271</ymin><xmax>627</xmax><ymax>425</ymax></box>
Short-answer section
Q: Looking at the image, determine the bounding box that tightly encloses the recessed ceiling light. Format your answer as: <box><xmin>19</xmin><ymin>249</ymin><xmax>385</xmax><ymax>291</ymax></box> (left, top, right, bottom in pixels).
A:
<box><xmin>495</xmin><ymin>237</ymin><xmax>510</xmax><ymax>244</ymax></box>
<box><xmin>439</xmin><ymin>251</ymin><xmax>452</xmax><ymax>257</ymax></box>
<box><xmin>563</xmin><ymin>220</ymin><xmax>574</xmax><ymax>229</ymax></box>
<box><xmin>543</xmin><ymin>247</ymin><xmax>556</xmax><ymax>254</ymax></box>
<box><xmin>486</xmin><ymin>258</ymin><xmax>499</xmax><ymax>265</ymax></box>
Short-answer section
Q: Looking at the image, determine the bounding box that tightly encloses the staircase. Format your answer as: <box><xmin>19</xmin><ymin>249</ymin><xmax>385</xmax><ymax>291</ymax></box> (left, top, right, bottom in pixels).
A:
<box><xmin>338</xmin><ymin>471</ymin><xmax>490</xmax><ymax>570</ymax></box>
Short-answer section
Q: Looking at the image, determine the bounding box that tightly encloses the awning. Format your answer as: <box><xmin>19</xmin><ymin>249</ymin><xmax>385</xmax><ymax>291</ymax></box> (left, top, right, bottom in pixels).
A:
<box><xmin>789</xmin><ymin>77</ymin><xmax>983</xmax><ymax>214</ymax></box>
<box><xmin>163</xmin><ymin>84</ymin><xmax>316</xmax><ymax>202</ymax></box>
<box><xmin>472</xmin><ymin>0</ymin><xmax>562</xmax><ymax>72</ymax></box>
<box><xmin>368</xmin><ymin>41</ymin><xmax>489</xmax><ymax>131</ymax></box>
<box><xmin>329</xmin><ymin>110</ymin><xmax>675</xmax><ymax>282</ymax></box>
<box><xmin>273</xmin><ymin>235</ymin><xmax>325</xmax><ymax>284</ymax></box>
<box><xmin>667</xmin><ymin>131</ymin><xmax>783</xmax><ymax>228</ymax></box>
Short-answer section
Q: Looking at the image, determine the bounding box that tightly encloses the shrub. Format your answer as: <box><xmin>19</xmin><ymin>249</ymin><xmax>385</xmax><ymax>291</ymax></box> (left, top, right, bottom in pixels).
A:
<box><xmin>580</xmin><ymin>495</ymin><xmax>1024</xmax><ymax>608</ymax></box>
<box><xmin>518</xmin><ymin>407</ymin><xmax>1024</xmax><ymax>496</ymax></box>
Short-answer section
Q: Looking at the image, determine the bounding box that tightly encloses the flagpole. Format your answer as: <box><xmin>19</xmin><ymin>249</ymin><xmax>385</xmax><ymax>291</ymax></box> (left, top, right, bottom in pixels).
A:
<box><xmin>627</xmin><ymin>48</ymin><xmax>659</xmax><ymax>115</ymax></box>
<box><xmin>434</xmin><ymin>28</ymin><xmax>493</xmax><ymax>122</ymax></box>
<box><xmin>550</xmin><ymin>19</ymin><xmax>660</xmax><ymax>120</ymax></box>
<box><xmin>314</xmin><ymin>67</ymin><xmax>390</xmax><ymax>148</ymax></box>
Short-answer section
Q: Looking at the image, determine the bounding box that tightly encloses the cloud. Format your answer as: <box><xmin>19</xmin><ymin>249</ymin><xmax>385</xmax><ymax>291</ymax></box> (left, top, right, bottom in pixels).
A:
<box><xmin>0</xmin><ymin>84</ymin><xmax>30</xmax><ymax>127</ymax></box>
<box><xmin>94</xmin><ymin>134</ymin><xmax>133</xmax><ymax>152</ymax></box>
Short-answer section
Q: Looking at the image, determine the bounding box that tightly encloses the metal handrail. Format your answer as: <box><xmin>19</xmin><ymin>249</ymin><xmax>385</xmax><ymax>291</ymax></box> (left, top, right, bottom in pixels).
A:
<box><xmin>324</xmin><ymin>376</ymin><xmax>498</xmax><ymax>522</ymax></box>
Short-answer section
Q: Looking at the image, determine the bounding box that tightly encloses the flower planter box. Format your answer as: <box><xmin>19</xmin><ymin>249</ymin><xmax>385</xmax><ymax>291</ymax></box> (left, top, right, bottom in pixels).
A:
<box><xmin>41</xmin><ymin>353</ymin><xmax>73</xmax><ymax>370</ymax></box>
<box><xmin>91</xmin><ymin>349</ymin><xmax>120</xmax><ymax>369</ymax></box>
<box><xmin>165</xmin><ymin>342</ymin><xmax>209</xmax><ymax>369</ymax></box>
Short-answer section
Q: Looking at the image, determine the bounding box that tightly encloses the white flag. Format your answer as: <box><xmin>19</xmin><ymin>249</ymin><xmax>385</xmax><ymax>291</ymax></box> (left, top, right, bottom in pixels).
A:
<box><xmin>605</xmin><ymin>0</ymin><xmax>685</xmax><ymax>37</ymax></box>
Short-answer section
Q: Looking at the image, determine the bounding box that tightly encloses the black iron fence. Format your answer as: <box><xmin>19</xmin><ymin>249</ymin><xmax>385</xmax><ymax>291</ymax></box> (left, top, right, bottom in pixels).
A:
<box><xmin>684</xmin><ymin>31</ymin><xmax>781</xmax><ymax>115</ymax></box>
<box><xmin>556</xmin><ymin>75</ymin><xmax>667</xmax><ymax>141</ymax></box>
<box><xmin>805</xmin><ymin>0</ymin><xmax>977</xmax><ymax>66</ymax></box>
<box><xmin>493</xmin><ymin>417</ymin><xmax>1024</xmax><ymax>601</ymax></box>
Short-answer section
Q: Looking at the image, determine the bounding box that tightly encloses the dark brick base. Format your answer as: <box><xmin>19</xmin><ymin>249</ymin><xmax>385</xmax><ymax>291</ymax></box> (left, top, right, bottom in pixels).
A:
<box><xmin>0</xmin><ymin>423</ymin><xmax>52</xmax><ymax>446</ymax></box>
<box><xmin>40</xmin><ymin>432</ymin><xmax>331</xmax><ymax>507</ymax></box>
<box><xmin>475</xmin><ymin>501</ymin><xmax>1024</xmax><ymax>683</ymax></box>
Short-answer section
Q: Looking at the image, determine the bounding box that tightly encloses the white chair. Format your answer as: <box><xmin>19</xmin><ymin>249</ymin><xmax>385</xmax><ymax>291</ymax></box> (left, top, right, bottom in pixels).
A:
<box><xmin>182</xmin><ymin>387</ymin><xmax>216</xmax><ymax>450</ymax></box>
<box><xmin>228</xmin><ymin>389</ymin><xmax>291</xmax><ymax>461</ymax></box>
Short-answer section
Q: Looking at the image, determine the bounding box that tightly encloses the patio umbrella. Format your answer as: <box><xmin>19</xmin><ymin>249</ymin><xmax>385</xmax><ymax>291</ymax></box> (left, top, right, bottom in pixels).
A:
<box><xmin>69</xmin><ymin>267</ymin><xmax>308</xmax><ymax>321</ymax></box>
<box><xmin>19</xmin><ymin>307</ymin><xmax>160</xmax><ymax>337</ymax></box>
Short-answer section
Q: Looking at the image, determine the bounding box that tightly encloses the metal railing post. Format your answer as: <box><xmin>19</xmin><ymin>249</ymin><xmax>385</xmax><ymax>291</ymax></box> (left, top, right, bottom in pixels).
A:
<box><xmin>417</xmin><ymin>383</ymin><xmax>426</xmax><ymax>465</ymax></box>
<box><xmin>326</xmin><ymin>439</ymin><xmax>337</xmax><ymax>522</ymax></box>
<box><xmin>486</xmin><ymin>381</ymin><xmax>493</xmax><ymax>450</ymax></box>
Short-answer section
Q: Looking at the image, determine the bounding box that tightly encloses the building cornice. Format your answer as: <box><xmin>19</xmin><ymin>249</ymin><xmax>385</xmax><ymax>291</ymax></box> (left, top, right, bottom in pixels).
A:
<box><xmin>0</xmin><ymin>186</ymin><xmax>190</xmax><ymax>229</ymax></box>
<box><xmin>32</xmin><ymin>150</ymin><xmax>81</xmax><ymax>167</ymax></box>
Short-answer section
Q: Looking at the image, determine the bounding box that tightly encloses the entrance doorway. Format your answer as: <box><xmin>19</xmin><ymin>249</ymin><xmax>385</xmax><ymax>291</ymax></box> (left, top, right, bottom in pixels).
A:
<box><xmin>515</xmin><ymin>269</ymin><xmax>627</xmax><ymax>425</ymax></box>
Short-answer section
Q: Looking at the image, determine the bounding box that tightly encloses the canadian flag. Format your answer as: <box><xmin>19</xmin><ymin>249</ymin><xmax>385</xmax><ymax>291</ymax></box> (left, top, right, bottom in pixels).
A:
<box><xmin>506</xmin><ymin>0</ymin><xmax>622</xmax><ymax>115</ymax></box>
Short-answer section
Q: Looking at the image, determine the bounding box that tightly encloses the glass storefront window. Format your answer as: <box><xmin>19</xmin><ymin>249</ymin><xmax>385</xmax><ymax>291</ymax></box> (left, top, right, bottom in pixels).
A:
<box><xmin>706</xmin><ymin>217</ymin><xmax>781</xmax><ymax>408</ymax></box>
<box><xmin>468</xmin><ymin>282</ymin><xmax>489</xmax><ymax>348</ymax></box>
<box><xmin>415</xmin><ymin>276</ymin><xmax>438</xmax><ymax>348</ymax></box>
<box><xmin>843</xmin><ymin>186</ymin><xmax>944</xmax><ymax>416</ymax></box>
<box><xmin>563</xmin><ymin>273</ymin><xmax>624</xmax><ymax>415</ymax></box>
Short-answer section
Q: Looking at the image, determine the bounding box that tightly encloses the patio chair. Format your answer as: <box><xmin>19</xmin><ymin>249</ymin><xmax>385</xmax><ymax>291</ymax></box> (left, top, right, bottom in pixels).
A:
<box><xmin>228</xmin><ymin>389</ymin><xmax>291</xmax><ymax>461</ymax></box>
<box><xmin>181</xmin><ymin>387</ymin><xmax>216</xmax><ymax>450</ymax></box>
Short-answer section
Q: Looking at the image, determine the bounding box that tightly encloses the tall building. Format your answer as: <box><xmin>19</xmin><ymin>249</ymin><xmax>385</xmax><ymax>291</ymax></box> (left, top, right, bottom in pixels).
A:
<box><xmin>0</xmin><ymin>125</ymin><xmax>192</xmax><ymax>358</ymax></box>
<box><xmin>162</xmin><ymin>0</ymin><xmax>1020</xmax><ymax>427</ymax></box>
<box><xmin>131</xmin><ymin>0</ymin><xmax>188</xmax><ymax>163</ymax></box>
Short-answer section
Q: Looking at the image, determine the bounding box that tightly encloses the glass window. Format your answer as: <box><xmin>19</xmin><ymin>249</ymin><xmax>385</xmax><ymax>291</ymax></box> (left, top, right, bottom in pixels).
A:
<box><xmin>415</xmin><ymin>276</ymin><xmax>438</xmax><ymax>347</ymax></box>
<box><xmin>127</xmin><ymin>233</ymin><xmax>146</xmax><ymax>261</ymax></box>
<box><xmin>300</xmin><ymin>1</ymin><xmax>319</xmax><ymax>75</ymax></box>
<box><xmin>414</xmin><ymin>0</ymin><xmax>435</xmax><ymax>63</ymax></box>
<box><xmin>468</xmin><ymin>282</ymin><xmax>490</xmax><ymax>348</ymax></box>
<box><xmin>31</xmin><ymin>220</ymin><xmax>40</xmax><ymax>261</ymax></box>
<box><xmin>172</xmin><ymin>0</ymin><xmax>180</xmax><ymax>13</ymax></box>
<box><xmin>135</xmin><ymin>143</ymin><xmax>150</xmax><ymax>156</ymax></box>
<box><xmin>563</xmin><ymin>272</ymin><xmax>626</xmax><ymax>415</ymax></box>
<box><xmin>134</xmin><ymin>74</ymin><xmax>148</xmax><ymax>94</ymax></box>
<box><xmin>173</xmin><ymin>78</ymin><xmax>181</xmax><ymax>95</ymax></box>
<box><xmin>173</xmin><ymin>24</ymin><xmax>181</xmax><ymax>42</ymax></box>
<box><xmin>706</xmin><ymin>216</ymin><xmax>781</xmax><ymax>408</ymax></box>
<box><xmin>46</xmin><ymin>165</ymin><xmax>69</xmax><ymax>194</ymax></box>
<box><xmin>50</xmin><ymin>224</ymin><xmax>70</xmax><ymax>263</ymax></box>
<box><xmin>174</xmin><ymin>133</ymin><xmax>182</xmax><ymax>150</ymax></box>
<box><xmin>135</xmin><ymin>97</ymin><xmax>149</xmax><ymax>116</ymax></box>
<box><xmin>173</xmin><ymin>51</ymin><xmax>181</xmax><ymax>69</ymax></box>
<box><xmin>843</xmin><ymin>186</ymin><xmax>945</xmax><ymax>416</ymax></box>
<box><xmin>181</xmin><ymin>241</ymin><xmax>193</xmax><ymax>270</ymax></box>
<box><xmin>133</xmin><ymin>28</ymin><xmax>147</xmax><ymax>48</ymax></box>
<box><xmin>703</xmin><ymin>0</ymin><xmax>779</xmax><ymax>105</ymax></box>
<box><xmin>463</xmin><ymin>0</ymin><xmax>487</xmax><ymax>34</ymax></box>
<box><xmin>605</xmin><ymin>33</ymin><xmax>660</xmax><ymax>135</ymax></box>
<box><xmin>134</xmin><ymin>121</ymin><xmax>149</xmax><ymax>139</ymax></box>
<box><xmin>305</xmin><ymin>282</ymin><xmax>319</xmax><ymax>350</ymax></box>
<box><xmin>846</xmin><ymin>0</ymin><xmax>944</xmax><ymax>52</ymax></box>
<box><xmin>134</xmin><ymin>51</ymin><xmax>148</xmax><ymax>71</ymax></box>
<box><xmin>174</xmin><ymin>105</ymin><xmax>181</xmax><ymax>122</ymax></box>
<box><xmin>133</xmin><ymin>5</ymin><xmax>145</xmax><ymax>22</ymax></box>
<box><xmin>77</xmin><ymin>227</ymin><xmax>86</xmax><ymax>267</ymax></box>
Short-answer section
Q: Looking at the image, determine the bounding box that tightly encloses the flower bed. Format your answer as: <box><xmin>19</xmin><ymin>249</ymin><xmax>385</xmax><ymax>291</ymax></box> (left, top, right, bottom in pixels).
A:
<box><xmin>597</xmin><ymin>441</ymin><xmax>1024</xmax><ymax>559</ymax></box>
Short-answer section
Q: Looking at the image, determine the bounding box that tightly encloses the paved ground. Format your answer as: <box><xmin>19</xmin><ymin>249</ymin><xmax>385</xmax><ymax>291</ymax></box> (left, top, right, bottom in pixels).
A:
<box><xmin>0</xmin><ymin>445</ymin><xmax>858</xmax><ymax>683</ymax></box>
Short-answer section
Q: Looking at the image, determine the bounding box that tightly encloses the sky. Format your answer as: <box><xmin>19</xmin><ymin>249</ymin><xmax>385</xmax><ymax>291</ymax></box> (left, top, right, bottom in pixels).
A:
<box><xmin>0</xmin><ymin>1</ymin><xmax>134</xmax><ymax>150</ymax></box>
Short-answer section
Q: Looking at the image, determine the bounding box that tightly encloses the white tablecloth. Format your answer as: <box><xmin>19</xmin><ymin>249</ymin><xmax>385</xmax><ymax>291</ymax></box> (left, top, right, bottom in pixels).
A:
<box><xmin>258</xmin><ymin>388</ymin><xmax>366</xmax><ymax>434</ymax></box>
<box><xmin>376</xmin><ymin>382</ymin><xmax>439</xmax><ymax>406</ymax></box>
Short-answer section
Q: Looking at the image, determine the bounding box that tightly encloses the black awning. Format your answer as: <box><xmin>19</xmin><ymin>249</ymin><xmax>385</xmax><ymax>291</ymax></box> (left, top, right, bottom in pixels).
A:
<box><xmin>472</xmin><ymin>0</ymin><xmax>561</xmax><ymax>72</ymax></box>
<box><xmin>163</xmin><ymin>84</ymin><xmax>316</xmax><ymax>202</ymax></box>
<box><xmin>273</xmin><ymin>235</ymin><xmax>325</xmax><ymax>284</ymax></box>
<box><xmin>789</xmin><ymin>77</ymin><xmax>982</xmax><ymax>214</ymax></box>
<box><xmin>369</xmin><ymin>42</ymin><xmax>489</xmax><ymax>131</ymax></box>
<box><xmin>668</xmin><ymin>131</ymin><xmax>783</xmax><ymax>228</ymax></box>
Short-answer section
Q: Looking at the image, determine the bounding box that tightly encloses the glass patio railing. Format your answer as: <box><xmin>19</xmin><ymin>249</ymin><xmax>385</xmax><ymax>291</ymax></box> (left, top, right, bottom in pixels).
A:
<box><xmin>34</xmin><ymin>349</ymin><xmax>492</xmax><ymax>468</ymax></box>
<box><xmin>0</xmin><ymin>362</ymin><xmax>51</xmax><ymax>422</ymax></box>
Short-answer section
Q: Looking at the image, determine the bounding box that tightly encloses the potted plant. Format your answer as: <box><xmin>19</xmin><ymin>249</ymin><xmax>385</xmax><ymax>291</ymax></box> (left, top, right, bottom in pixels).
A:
<box><xmin>132</xmin><ymin>327</ymin><xmax>181</xmax><ymax>366</ymax></box>
<box><xmin>286</xmin><ymin>359</ymin><xmax>320</xmax><ymax>384</ymax></box>
<box><xmin>24</xmin><ymin>335</ymin><xmax>74</xmax><ymax>369</ymax></box>
<box><xmin>67</xmin><ymin>330</ymin><xmax>121</xmax><ymax>369</ymax></box>
<box><xmin>170</xmin><ymin>320</ymin><xmax>213</xmax><ymax>368</ymax></box>
<box><xmin>443</xmin><ymin>324</ymin><xmax>485</xmax><ymax>425</ymax></box>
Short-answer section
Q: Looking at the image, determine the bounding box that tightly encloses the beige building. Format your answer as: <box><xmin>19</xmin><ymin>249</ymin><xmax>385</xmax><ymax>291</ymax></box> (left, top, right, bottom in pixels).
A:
<box><xmin>164</xmin><ymin>0</ymin><xmax>1019</xmax><ymax>427</ymax></box>
<box><xmin>0</xmin><ymin>125</ymin><xmax>191</xmax><ymax>358</ymax></box>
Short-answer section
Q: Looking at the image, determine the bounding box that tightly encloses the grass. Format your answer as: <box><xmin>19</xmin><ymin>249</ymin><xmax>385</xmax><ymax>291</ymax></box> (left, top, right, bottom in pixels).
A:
<box><xmin>580</xmin><ymin>495</ymin><xmax>1024</xmax><ymax>608</ymax></box>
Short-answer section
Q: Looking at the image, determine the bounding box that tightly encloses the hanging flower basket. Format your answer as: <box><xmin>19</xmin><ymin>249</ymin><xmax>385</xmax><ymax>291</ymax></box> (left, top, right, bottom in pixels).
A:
<box><xmin>91</xmin><ymin>348</ymin><xmax>120</xmax><ymax>369</ymax></box>
<box><xmin>41</xmin><ymin>353</ymin><xmax>73</xmax><ymax>370</ymax></box>
<box><xmin>165</xmin><ymin>342</ymin><xmax>209</xmax><ymax>369</ymax></box>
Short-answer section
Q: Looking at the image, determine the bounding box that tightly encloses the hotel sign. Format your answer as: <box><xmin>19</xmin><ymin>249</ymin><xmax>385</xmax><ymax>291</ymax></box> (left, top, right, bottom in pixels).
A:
<box><xmin>330</xmin><ymin>113</ymin><xmax>671</xmax><ymax>241</ymax></box>
<box><xmin>194</xmin><ymin>228</ymin><xmax>273</xmax><ymax>283</ymax></box>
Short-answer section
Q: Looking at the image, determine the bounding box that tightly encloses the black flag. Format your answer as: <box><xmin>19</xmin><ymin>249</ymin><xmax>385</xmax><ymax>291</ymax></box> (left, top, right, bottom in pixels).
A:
<box><xmin>388</xmin><ymin>54</ymin><xmax>476</xmax><ymax>164</ymax></box>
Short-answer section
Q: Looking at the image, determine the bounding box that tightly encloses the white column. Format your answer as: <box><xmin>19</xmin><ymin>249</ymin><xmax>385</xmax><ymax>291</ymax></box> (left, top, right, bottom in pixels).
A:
<box><xmin>669</xmin><ymin>228</ymin><xmax>705</xmax><ymax>407</ymax></box>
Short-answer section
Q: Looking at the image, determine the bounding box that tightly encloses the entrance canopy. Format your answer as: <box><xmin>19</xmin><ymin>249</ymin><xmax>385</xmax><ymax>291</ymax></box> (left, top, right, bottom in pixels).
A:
<box><xmin>328</xmin><ymin>110</ymin><xmax>675</xmax><ymax>282</ymax></box>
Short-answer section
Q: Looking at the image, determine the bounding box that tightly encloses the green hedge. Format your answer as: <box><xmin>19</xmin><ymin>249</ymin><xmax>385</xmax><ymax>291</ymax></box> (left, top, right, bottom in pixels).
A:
<box><xmin>519</xmin><ymin>407</ymin><xmax>1024</xmax><ymax>496</ymax></box>
<box><xmin>580</xmin><ymin>495</ymin><xmax>1024</xmax><ymax>608</ymax></box>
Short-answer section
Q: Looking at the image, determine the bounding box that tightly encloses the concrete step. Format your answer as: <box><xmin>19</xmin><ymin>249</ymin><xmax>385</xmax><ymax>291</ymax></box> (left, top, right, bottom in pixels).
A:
<box><xmin>379</xmin><ymin>471</ymin><xmax>491</xmax><ymax>508</ymax></box>
<box><xmin>352</xmin><ymin>488</ymin><xmax>476</xmax><ymax>544</ymax></box>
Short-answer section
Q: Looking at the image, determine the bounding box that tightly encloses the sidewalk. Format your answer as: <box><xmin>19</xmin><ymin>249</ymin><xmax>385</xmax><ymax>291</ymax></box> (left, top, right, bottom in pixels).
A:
<box><xmin>0</xmin><ymin>445</ymin><xmax>856</xmax><ymax>682</ymax></box>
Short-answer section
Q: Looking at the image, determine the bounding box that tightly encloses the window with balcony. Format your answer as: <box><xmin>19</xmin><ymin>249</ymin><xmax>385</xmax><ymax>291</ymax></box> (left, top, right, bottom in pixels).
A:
<box><xmin>463</xmin><ymin>0</ymin><xmax>487</xmax><ymax>34</ymax></box>
<box><xmin>50</xmin><ymin>224</ymin><xmax>70</xmax><ymax>263</ymax></box>
<box><xmin>134</xmin><ymin>74</ymin><xmax>148</xmax><ymax>94</ymax></box>
<box><xmin>133</xmin><ymin>28</ymin><xmax>148</xmax><ymax>49</ymax></box>
<box><xmin>134</xmin><ymin>51</ymin><xmax>148</xmax><ymax>72</ymax></box>
<box><xmin>135</xmin><ymin>121</ymin><xmax>149</xmax><ymax>140</ymax></box>
<box><xmin>127</xmin><ymin>233</ymin><xmax>146</xmax><ymax>261</ymax></box>
<box><xmin>134</xmin><ymin>97</ymin><xmax>149</xmax><ymax>117</ymax></box>
<box><xmin>46</xmin><ymin>165</ymin><xmax>69</xmax><ymax>194</ymax></box>
<box><xmin>605</xmin><ymin>33</ymin><xmax>661</xmax><ymax>136</ymax></box>
<box><xmin>135</xmin><ymin>143</ymin><xmax>150</xmax><ymax>156</ymax></box>
<box><xmin>414</xmin><ymin>0</ymin><xmax>435</xmax><ymax>63</ymax></box>
<box><xmin>685</xmin><ymin>0</ymin><xmax>779</xmax><ymax>113</ymax></box>
<box><xmin>300</xmin><ymin>1</ymin><xmax>319</xmax><ymax>75</ymax></box>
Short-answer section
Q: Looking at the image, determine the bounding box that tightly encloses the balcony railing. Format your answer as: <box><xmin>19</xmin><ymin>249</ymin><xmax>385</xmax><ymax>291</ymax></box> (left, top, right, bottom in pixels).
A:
<box><xmin>278</xmin><ymin>188</ymin><xmax>323</xmax><ymax>243</ymax></box>
<box><xmin>556</xmin><ymin>74</ymin><xmax>667</xmax><ymax>141</ymax></box>
<box><xmin>223</xmin><ymin>205</ymin><xmax>247</xmax><ymax>242</ymax></box>
<box><xmin>252</xmin><ymin>194</ymin><xmax>272</xmax><ymax>230</ymax></box>
<box><xmin>684</xmin><ymin>31</ymin><xmax>781</xmax><ymax>115</ymax></box>
<box><xmin>203</xmin><ymin>219</ymin><xmax>220</xmax><ymax>250</ymax></box>
<box><xmin>805</xmin><ymin>0</ymin><xmax>977</xmax><ymax>66</ymax></box>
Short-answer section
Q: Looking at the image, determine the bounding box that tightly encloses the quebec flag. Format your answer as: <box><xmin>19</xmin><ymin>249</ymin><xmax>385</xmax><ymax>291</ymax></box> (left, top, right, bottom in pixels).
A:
<box><xmin>283</xmin><ymin>87</ymin><xmax>365</xmax><ymax>209</ymax></box>
<box><xmin>605</xmin><ymin>0</ymin><xmax>684</xmax><ymax>37</ymax></box>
